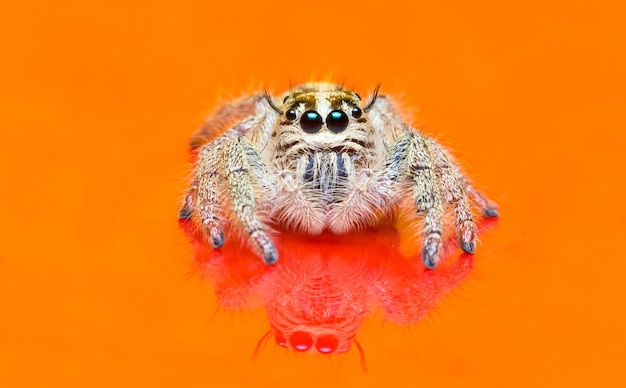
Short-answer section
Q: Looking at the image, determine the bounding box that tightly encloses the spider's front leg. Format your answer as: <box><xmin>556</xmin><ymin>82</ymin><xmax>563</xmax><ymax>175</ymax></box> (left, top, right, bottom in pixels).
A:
<box><xmin>424</xmin><ymin>133</ymin><xmax>504</xmax><ymax>269</ymax></box>
<box><xmin>374</xmin><ymin>132</ymin><xmax>444</xmax><ymax>269</ymax></box>
<box><xmin>194</xmin><ymin>142</ymin><xmax>228</xmax><ymax>248</ymax></box>
<box><xmin>180</xmin><ymin>116</ymin><xmax>266</xmax><ymax>248</ymax></box>
<box><xmin>179</xmin><ymin>95</ymin><xmax>265</xmax><ymax>223</ymax></box>
<box><xmin>383</xmin><ymin>132</ymin><xmax>498</xmax><ymax>269</ymax></box>
<box><xmin>405</xmin><ymin>132</ymin><xmax>447</xmax><ymax>269</ymax></box>
<box><xmin>223</xmin><ymin>137</ymin><xmax>278</xmax><ymax>264</ymax></box>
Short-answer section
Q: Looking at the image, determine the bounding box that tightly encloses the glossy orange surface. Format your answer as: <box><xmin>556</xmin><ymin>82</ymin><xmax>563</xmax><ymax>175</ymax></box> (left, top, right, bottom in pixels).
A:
<box><xmin>1</xmin><ymin>0</ymin><xmax>625</xmax><ymax>386</ymax></box>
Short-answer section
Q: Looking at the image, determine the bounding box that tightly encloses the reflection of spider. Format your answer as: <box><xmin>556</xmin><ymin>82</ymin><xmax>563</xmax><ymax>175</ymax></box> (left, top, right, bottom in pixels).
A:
<box><xmin>180</xmin><ymin>82</ymin><xmax>499</xmax><ymax>269</ymax></box>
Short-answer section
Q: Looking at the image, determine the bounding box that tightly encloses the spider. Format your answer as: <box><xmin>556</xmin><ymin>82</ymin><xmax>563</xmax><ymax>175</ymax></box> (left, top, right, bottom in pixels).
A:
<box><xmin>179</xmin><ymin>82</ymin><xmax>499</xmax><ymax>269</ymax></box>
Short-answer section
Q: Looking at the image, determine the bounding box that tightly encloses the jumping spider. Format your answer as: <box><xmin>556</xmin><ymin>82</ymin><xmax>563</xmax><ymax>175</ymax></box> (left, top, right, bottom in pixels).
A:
<box><xmin>179</xmin><ymin>83</ymin><xmax>499</xmax><ymax>269</ymax></box>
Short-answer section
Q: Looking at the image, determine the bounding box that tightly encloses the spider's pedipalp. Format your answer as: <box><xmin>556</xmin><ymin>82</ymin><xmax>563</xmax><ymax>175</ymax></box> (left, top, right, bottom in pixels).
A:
<box><xmin>376</xmin><ymin>132</ymin><xmax>410</xmax><ymax>199</ymax></box>
<box><xmin>328</xmin><ymin>155</ymin><xmax>379</xmax><ymax>234</ymax></box>
<box><xmin>272</xmin><ymin>160</ymin><xmax>325</xmax><ymax>234</ymax></box>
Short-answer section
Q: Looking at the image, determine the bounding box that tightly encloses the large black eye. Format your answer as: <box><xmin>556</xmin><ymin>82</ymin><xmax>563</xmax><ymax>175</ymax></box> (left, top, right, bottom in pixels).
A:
<box><xmin>351</xmin><ymin>107</ymin><xmax>362</xmax><ymax>118</ymax></box>
<box><xmin>286</xmin><ymin>109</ymin><xmax>297</xmax><ymax>121</ymax></box>
<box><xmin>326</xmin><ymin>110</ymin><xmax>349</xmax><ymax>133</ymax></box>
<box><xmin>300</xmin><ymin>110</ymin><xmax>323</xmax><ymax>133</ymax></box>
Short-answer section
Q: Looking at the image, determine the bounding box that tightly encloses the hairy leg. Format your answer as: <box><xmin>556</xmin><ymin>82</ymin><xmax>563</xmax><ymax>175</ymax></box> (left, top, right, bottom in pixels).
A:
<box><xmin>376</xmin><ymin>132</ymin><xmax>411</xmax><ymax>198</ymax></box>
<box><xmin>180</xmin><ymin>94</ymin><xmax>266</xmax><ymax>224</ymax></box>
<box><xmin>179</xmin><ymin>114</ymin><xmax>268</xmax><ymax>222</ymax></box>
<box><xmin>408</xmin><ymin>132</ymin><xmax>446</xmax><ymax>269</ymax></box>
<box><xmin>351</xmin><ymin>94</ymin><xmax>495</xmax><ymax>266</ymax></box>
<box><xmin>425</xmin><ymin>138</ymin><xmax>477</xmax><ymax>255</ymax></box>
<box><xmin>189</xmin><ymin>95</ymin><xmax>263</xmax><ymax>151</ymax></box>
<box><xmin>194</xmin><ymin>143</ymin><xmax>227</xmax><ymax>248</ymax></box>
<box><xmin>440</xmin><ymin>148</ymin><xmax>499</xmax><ymax>217</ymax></box>
<box><xmin>367</xmin><ymin>103</ymin><xmax>447</xmax><ymax>268</ymax></box>
<box><xmin>224</xmin><ymin>137</ymin><xmax>278</xmax><ymax>264</ymax></box>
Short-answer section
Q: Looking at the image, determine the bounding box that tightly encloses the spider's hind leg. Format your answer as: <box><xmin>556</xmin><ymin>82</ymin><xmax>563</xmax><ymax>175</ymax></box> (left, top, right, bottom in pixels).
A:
<box><xmin>466</xmin><ymin>183</ymin><xmax>499</xmax><ymax>217</ymax></box>
<box><xmin>178</xmin><ymin>182</ymin><xmax>196</xmax><ymax>220</ymax></box>
<box><xmin>439</xmin><ymin>148</ymin><xmax>499</xmax><ymax>217</ymax></box>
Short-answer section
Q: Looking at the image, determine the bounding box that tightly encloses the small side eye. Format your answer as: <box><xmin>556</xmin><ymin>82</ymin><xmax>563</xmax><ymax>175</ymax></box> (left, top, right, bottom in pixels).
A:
<box><xmin>286</xmin><ymin>109</ymin><xmax>297</xmax><ymax>121</ymax></box>
<box><xmin>351</xmin><ymin>107</ymin><xmax>362</xmax><ymax>118</ymax></box>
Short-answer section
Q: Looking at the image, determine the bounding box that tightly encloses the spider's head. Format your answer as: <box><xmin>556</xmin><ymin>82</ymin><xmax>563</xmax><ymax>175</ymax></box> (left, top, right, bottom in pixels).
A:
<box><xmin>267</xmin><ymin>83</ymin><xmax>379</xmax><ymax>150</ymax></box>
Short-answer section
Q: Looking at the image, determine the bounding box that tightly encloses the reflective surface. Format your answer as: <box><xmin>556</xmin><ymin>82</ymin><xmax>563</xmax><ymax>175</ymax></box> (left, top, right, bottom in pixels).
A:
<box><xmin>1</xmin><ymin>0</ymin><xmax>625</xmax><ymax>386</ymax></box>
<box><xmin>180</xmin><ymin>220</ymin><xmax>482</xmax><ymax>355</ymax></box>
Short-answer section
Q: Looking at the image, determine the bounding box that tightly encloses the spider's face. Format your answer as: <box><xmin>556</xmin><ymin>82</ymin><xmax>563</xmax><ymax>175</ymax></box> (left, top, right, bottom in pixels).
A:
<box><xmin>276</xmin><ymin>83</ymin><xmax>368</xmax><ymax>149</ymax></box>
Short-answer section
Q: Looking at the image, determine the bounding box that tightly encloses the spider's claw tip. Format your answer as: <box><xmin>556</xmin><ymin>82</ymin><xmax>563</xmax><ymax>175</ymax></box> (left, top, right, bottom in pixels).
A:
<box><xmin>461</xmin><ymin>240</ymin><xmax>476</xmax><ymax>255</ymax></box>
<box><xmin>422</xmin><ymin>237</ymin><xmax>442</xmax><ymax>269</ymax></box>
<box><xmin>483</xmin><ymin>207</ymin><xmax>500</xmax><ymax>217</ymax></box>
<box><xmin>421</xmin><ymin>248</ymin><xmax>438</xmax><ymax>270</ymax></box>
<box><xmin>263</xmin><ymin>249</ymin><xmax>278</xmax><ymax>265</ymax></box>
<box><xmin>210</xmin><ymin>229</ymin><xmax>225</xmax><ymax>248</ymax></box>
<box><xmin>178</xmin><ymin>207</ymin><xmax>193</xmax><ymax>220</ymax></box>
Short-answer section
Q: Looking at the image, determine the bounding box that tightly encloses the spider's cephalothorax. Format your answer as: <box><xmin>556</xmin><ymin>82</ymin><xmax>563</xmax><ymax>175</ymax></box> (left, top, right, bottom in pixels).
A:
<box><xmin>180</xmin><ymin>83</ymin><xmax>499</xmax><ymax>268</ymax></box>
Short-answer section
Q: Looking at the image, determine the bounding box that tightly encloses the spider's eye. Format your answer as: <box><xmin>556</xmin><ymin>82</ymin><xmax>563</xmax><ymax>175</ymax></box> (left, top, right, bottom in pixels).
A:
<box><xmin>326</xmin><ymin>110</ymin><xmax>349</xmax><ymax>133</ymax></box>
<box><xmin>286</xmin><ymin>109</ymin><xmax>297</xmax><ymax>121</ymax></box>
<box><xmin>300</xmin><ymin>110</ymin><xmax>323</xmax><ymax>133</ymax></box>
<box><xmin>351</xmin><ymin>107</ymin><xmax>362</xmax><ymax>118</ymax></box>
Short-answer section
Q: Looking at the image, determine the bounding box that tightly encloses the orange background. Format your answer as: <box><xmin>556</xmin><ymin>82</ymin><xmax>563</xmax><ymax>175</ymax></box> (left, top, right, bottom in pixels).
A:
<box><xmin>1</xmin><ymin>0</ymin><xmax>625</xmax><ymax>386</ymax></box>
